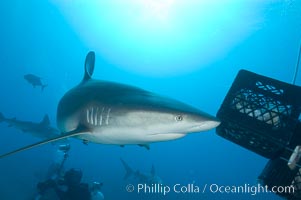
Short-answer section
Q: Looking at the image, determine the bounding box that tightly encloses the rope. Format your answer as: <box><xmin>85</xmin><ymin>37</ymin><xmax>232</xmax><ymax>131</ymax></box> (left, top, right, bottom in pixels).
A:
<box><xmin>292</xmin><ymin>42</ymin><xmax>301</xmax><ymax>85</ymax></box>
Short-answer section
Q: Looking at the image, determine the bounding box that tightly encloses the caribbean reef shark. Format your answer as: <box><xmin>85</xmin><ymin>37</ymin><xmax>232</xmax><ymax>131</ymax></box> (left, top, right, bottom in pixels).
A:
<box><xmin>0</xmin><ymin>113</ymin><xmax>59</xmax><ymax>139</ymax></box>
<box><xmin>0</xmin><ymin>51</ymin><xmax>220</xmax><ymax>158</ymax></box>
<box><xmin>121</xmin><ymin>158</ymin><xmax>162</xmax><ymax>184</ymax></box>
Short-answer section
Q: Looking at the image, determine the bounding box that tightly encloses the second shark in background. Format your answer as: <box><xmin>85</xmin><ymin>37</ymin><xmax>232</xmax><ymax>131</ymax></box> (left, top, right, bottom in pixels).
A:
<box><xmin>121</xmin><ymin>158</ymin><xmax>163</xmax><ymax>184</ymax></box>
<box><xmin>0</xmin><ymin>112</ymin><xmax>59</xmax><ymax>139</ymax></box>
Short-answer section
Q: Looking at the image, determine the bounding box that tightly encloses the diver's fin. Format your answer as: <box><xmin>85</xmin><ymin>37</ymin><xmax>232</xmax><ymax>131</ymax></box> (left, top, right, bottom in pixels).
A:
<box><xmin>40</xmin><ymin>114</ymin><xmax>50</xmax><ymax>126</ymax></box>
<box><xmin>0</xmin><ymin>126</ymin><xmax>88</xmax><ymax>159</ymax></box>
<box><xmin>120</xmin><ymin>158</ymin><xmax>133</xmax><ymax>180</ymax></box>
<box><xmin>138</xmin><ymin>144</ymin><xmax>150</xmax><ymax>150</ymax></box>
<box><xmin>83</xmin><ymin>51</ymin><xmax>95</xmax><ymax>82</ymax></box>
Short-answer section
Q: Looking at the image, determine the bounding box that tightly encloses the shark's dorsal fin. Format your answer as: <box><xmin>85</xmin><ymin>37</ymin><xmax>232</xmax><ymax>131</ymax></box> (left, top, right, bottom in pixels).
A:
<box><xmin>83</xmin><ymin>51</ymin><xmax>95</xmax><ymax>82</ymax></box>
<box><xmin>40</xmin><ymin>114</ymin><xmax>50</xmax><ymax>126</ymax></box>
<box><xmin>0</xmin><ymin>126</ymin><xmax>88</xmax><ymax>159</ymax></box>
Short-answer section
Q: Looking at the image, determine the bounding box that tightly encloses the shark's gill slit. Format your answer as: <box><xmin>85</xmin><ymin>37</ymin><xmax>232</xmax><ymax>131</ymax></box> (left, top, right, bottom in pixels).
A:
<box><xmin>86</xmin><ymin>109</ymin><xmax>90</xmax><ymax>123</ymax></box>
<box><xmin>90</xmin><ymin>107</ymin><xmax>94</xmax><ymax>125</ymax></box>
<box><xmin>106</xmin><ymin>108</ymin><xmax>111</xmax><ymax>125</ymax></box>
<box><xmin>93</xmin><ymin>107</ymin><xmax>96</xmax><ymax>125</ymax></box>
<box><xmin>95</xmin><ymin>107</ymin><xmax>100</xmax><ymax>126</ymax></box>
<box><xmin>100</xmin><ymin>107</ymin><xmax>105</xmax><ymax>126</ymax></box>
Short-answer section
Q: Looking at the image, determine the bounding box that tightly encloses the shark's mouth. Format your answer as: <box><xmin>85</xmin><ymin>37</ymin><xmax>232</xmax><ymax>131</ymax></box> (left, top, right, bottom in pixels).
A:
<box><xmin>188</xmin><ymin>121</ymin><xmax>221</xmax><ymax>132</ymax></box>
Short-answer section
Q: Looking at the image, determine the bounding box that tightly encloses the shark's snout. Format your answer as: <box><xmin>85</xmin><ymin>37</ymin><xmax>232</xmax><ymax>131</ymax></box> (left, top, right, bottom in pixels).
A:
<box><xmin>189</xmin><ymin>120</ymin><xmax>220</xmax><ymax>132</ymax></box>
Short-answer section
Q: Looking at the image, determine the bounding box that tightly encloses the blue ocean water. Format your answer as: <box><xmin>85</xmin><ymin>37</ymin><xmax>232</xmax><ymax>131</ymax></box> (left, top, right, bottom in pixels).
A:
<box><xmin>0</xmin><ymin>0</ymin><xmax>300</xmax><ymax>199</ymax></box>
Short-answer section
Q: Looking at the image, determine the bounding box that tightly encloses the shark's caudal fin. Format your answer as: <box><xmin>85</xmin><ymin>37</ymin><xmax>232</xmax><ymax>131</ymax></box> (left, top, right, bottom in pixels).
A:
<box><xmin>0</xmin><ymin>126</ymin><xmax>88</xmax><ymax>159</ymax></box>
<box><xmin>40</xmin><ymin>114</ymin><xmax>50</xmax><ymax>126</ymax></box>
<box><xmin>120</xmin><ymin>158</ymin><xmax>134</xmax><ymax>180</ymax></box>
<box><xmin>83</xmin><ymin>51</ymin><xmax>95</xmax><ymax>82</ymax></box>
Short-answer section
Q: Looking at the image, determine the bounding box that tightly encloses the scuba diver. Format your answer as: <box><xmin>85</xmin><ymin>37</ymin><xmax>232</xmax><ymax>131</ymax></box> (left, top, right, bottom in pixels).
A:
<box><xmin>35</xmin><ymin>144</ymin><xmax>104</xmax><ymax>200</ymax></box>
<box><xmin>56</xmin><ymin>168</ymin><xmax>91</xmax><ymax>200</ymax></box>
<box><xmin>35</xmin><ymin>143</ymin><xmax>70</xmax><ymax>200</ymax></box>
<box><xmin>36</xmin><ymin>168</ymin><xmax>91</xmax><ymax>200</ymax></box>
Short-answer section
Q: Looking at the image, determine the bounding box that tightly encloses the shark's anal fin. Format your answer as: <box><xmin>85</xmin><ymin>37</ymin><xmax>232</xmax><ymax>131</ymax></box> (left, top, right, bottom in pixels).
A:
<box><xmin>0</xmin><ymin>126</ymin><xmax>88</xmax><ymax>159</ymax></box>
<box><xmin>138</xmin><ymin>144</ymin><xmax>150</xmax><ymax>150</ymax></box>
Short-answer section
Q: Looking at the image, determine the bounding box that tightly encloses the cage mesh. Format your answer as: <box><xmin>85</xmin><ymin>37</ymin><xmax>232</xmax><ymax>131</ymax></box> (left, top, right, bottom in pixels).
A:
<box><xmin>216</xmin><ymin>69</ymin><xmax>301</xmax><ymax>158</ymax></box>
<box><xmin>231</xmin><ymin>88</ymin><xmax>292</xmax><ymax>129</ymax></box>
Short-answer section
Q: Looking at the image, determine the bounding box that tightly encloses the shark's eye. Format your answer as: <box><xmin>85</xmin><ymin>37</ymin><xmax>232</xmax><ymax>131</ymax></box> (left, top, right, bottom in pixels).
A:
<box><xmin>175</xmin><ymin>115</ymin><xmax>183</xmax><ymax>121</ymax></box>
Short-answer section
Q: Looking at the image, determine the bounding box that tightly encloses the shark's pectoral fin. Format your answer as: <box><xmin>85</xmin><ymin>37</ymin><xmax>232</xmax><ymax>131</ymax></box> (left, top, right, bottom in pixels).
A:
<box><xmin>138</xmin><ymin>144</ymin><xmax>150</xmax><ymax>150</ymax></box>
<box><xmin>0</xmin><ymin>126</ymin><xmax>88</xmax><ymax>159</ymax></box>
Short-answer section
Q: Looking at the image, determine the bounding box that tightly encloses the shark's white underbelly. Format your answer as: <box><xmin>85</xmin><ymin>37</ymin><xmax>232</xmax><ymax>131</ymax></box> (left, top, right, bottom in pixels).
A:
<box><xmin>77</xmin><ymin>128</ymin><xmax>186</xmax><ymax>145</ymax></box>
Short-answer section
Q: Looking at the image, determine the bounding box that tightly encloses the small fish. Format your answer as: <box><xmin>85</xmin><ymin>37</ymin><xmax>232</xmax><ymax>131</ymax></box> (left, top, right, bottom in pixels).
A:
<box><xmin>24</xmin><ymin>74</ymin><xmax>47</xmax><ymax>91</ymax></box>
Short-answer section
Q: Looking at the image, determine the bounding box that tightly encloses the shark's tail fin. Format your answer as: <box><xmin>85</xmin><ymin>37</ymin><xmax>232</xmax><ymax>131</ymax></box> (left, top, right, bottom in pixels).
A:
<box><xmin>120</xmin><ymin>158</ymin><xmax>133</xmax><ymax>180</ymax></box>
<box><xmin>0</xmin><ymin>112</ymin><xmax>5</xmax><ymax>123</ymax></box>
<box><xmin>41</xmin><ymin>84</ymin><xmax>47</xmax><ymax>91</ymax></box>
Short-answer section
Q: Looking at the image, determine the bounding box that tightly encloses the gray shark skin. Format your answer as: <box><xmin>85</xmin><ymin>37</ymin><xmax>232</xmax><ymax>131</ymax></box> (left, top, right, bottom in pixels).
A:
<box><xmin>121</xmin><ymin>158</ymin><xmax>162</xmax><ymax>184</ymax></box>
<box><xmin>24</xmin><ymin>74</ymin><xmax>47</xmax><ymax>91</ymax></box>
<box><xmin>57</xmin><ymin>51</ymin><xmax>220</xmax><ymax>145</ymax></box>
<box><xmin>0</xmin><ymin>112</ymin><xmax>60</xmax><ymax>139</ymax></box>
<box><xmin>0</xmin><ymin>51</ymin><xmax>220</xmax><ymax>158</ymax></box>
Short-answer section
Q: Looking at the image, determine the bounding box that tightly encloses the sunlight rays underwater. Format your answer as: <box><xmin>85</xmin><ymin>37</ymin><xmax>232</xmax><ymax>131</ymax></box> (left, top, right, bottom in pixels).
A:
<box><xmin>53</xmin><ymin>0</ymin><xmax>268</xmax><ymax>76</ymax></box>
